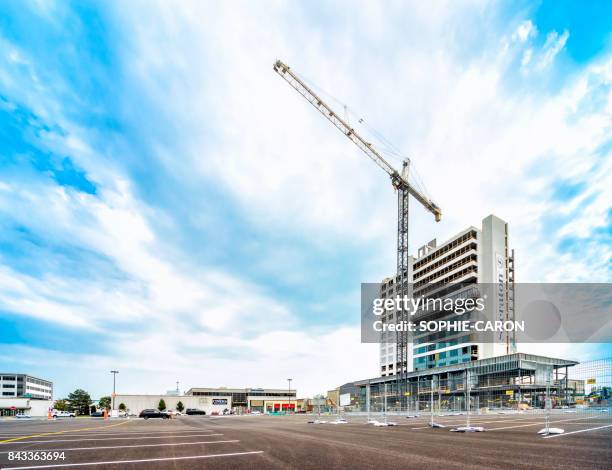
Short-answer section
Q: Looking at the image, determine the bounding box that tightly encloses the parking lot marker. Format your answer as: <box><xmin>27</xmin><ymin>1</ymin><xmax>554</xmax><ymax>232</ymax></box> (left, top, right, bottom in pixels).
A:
<box><xmin>542</xmin><ymin>424</ymin><xmax>612</xmax><ymax>438</ymax></box>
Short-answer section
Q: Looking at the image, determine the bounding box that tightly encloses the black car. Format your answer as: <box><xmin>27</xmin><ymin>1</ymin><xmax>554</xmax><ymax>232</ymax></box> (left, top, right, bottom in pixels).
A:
<box><xmin>185</xmin><ymin>408</ymin><xmax>206</xmax><ymax>415</ymax></box>
<box><xmin>139</xmin><ymin>409</ymin><xmax>169</xmax><ymax>419</ymax></box>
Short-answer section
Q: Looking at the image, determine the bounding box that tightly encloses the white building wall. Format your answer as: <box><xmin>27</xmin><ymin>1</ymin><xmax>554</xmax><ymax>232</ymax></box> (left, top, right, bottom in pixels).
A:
<box><xmin>113</xmin><ymin>395</ymin><xmax>232</xmax><ymax>415</ymax></box>
<box><xmin>0</xmin><ymin>398</ymin><xmax>53</xmax><ymax>416</ymax></box>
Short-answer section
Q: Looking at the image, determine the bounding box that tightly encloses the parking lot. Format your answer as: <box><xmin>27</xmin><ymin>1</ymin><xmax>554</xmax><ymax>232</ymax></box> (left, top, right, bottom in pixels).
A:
<box><xmin>0</xmin><ymin>411</ymin><xmax>610</xmax><ymax>469</ymax></box>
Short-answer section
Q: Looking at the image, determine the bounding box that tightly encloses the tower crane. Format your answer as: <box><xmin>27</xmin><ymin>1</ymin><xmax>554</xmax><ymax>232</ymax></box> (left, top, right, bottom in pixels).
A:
<box><xmin>273</xmin><ymin>60</ymin><xmax>442</xmax><ymax>405</ymax></box>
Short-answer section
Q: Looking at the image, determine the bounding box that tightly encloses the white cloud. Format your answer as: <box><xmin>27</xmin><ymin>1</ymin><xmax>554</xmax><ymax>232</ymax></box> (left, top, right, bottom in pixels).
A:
<box><xmin>538</xmin><ymin>29</ymin><xmax>570</xmax><ymax>69</ymax></box>
<box><xmin>513</xmin><ymin>20</ymin><xmax>537</xmax><ymax>43</ymax></box>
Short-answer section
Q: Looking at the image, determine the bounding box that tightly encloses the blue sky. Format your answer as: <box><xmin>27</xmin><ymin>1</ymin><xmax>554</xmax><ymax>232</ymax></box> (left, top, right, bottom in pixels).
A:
<box><xmin>0</xmin><ymin>0</ymin><xmax>610</xmax><ymax>399</ymax></box>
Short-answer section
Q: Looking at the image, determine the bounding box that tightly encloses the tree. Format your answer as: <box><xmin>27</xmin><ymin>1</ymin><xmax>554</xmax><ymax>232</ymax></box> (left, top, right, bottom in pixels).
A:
<box><xmin>67</xmin><ymin>389</ymin><xmax>92</xmax><ymax>415</ymax></box>
<box><xmin>98</xmin><ymin>396</ymin><xmax>112</xmax><ymax>411</ymax></box>
<box><xmin>118</xmin><ymin>403</ymin><xmax>126</xmax><ymax>412</ymax></box>
<box><xmin>176</xmin><ymin>401</ymin><xmax>184</xmax><ymax>412</ymax></box>
<box><xmin>53</xmin><ymin>399</ymin><xmax>68</xmax><ymax>411</ymax></box>
<box><xmin>158</xmin><ymin>399</ymin><xmax>166</xmax><ymax>411</ymax></box>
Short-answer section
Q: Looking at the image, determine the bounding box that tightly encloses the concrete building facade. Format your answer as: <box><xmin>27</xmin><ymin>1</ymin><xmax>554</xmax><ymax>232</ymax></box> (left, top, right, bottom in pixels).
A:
<box><xmin>186</xmin><ymin>387</ymin><xmax>297</xmax><ymax>413</ymax></box>
<box><xmin>379</xmin><ymin>214</ymin><xmax>515</xmax><ymax>376</ymax></box>
<box><xmin>0</xmin><ymin>397</ymin><xmax>54</xmax><ymax>417</ymax></box>
<box><xmin>0</xmin><ymin>373</ymin><xmax>53</xmax><ymax>400</ymax></box>
<box><xmin>114</xmin><ymin>387</ymin><xmax>297</xmax><ymax>415</ymax></box>
<box><xmin>112</xmin><ymin>394</ymin><xmax>231</xmax><ymax>415</ymax></box>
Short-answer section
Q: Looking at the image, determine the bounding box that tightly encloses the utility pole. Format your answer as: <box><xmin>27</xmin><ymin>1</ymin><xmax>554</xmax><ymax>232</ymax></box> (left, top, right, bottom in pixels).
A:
<box><xmin>110</xmin><ymin>370</ymin><xmax>119</xmax><ymax>412</ymax></box>
<box><xmin>287</xmin><ymin>378</ymin><xmax>292</xmax><ymax>414</ymax></box>
<box><xmin>176</xmin><ymin>380</ymin><xmax>180</xmax><ymax>394</ymax></box>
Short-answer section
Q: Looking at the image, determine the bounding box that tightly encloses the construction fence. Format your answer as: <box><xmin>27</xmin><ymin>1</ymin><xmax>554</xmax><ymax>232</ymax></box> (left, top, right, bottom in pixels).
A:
<box><xmin>349</xmin><ymin>357</ymin><xmax>611</xmax><ymax>435</ymax></box>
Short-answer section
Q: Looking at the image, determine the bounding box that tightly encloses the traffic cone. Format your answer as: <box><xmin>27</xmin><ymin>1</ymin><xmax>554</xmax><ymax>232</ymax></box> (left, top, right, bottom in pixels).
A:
<box><xmin>47</xmin><ymin>410</ymin><xmax>53</xmax><ymax>420</ymax></box>
<box><xmin>103</xmin><ymin>409</ymin><xmax>108</xmax><ymax>420</ymax></box>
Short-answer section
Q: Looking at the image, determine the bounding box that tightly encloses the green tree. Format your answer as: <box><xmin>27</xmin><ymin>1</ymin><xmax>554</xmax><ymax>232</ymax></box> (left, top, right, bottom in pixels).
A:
<box><xmin>53</xmin><ymin>399</ymin><xmax>68</xmax><ymax>411</ymax></box>
<box><xmin>158</xmin><ymin>398</ymin><xmax>166</xmax><ymax>411</ymax></box>
<box><xmin>98</xmin><ymin>396</ymin><xmax>112</xmax><ymax>410</ymax></box>
<box><xmin>67</xmin><ymin>389</ymin><xmax>92</xmax><ymax>415</ymax></box>
<box><xmin>176</xmin><ymin>401</ymin><xmax>184</xmax><ymax>412</ymax></box>
<box><xmin>118</xmin><ymin>403</ymin><xmax>126</xmax><ymax>411</ymax></box>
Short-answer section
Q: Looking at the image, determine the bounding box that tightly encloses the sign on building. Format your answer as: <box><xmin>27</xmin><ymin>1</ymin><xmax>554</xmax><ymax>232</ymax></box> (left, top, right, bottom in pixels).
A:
<box><xmin>339</xmin><ymin>393</ymin><xmax>351</xmax><ymax>407</ymax></box>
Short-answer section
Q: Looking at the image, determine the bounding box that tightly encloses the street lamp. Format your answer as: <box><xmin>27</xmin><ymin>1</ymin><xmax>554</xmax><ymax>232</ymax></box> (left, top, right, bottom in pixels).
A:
<box><xmin>287</xmin><ymin>378</ymin><xmax>292</xmax><ymax>414</ymax></box>
<box><xmin>110</xmin><ymin>370</ymin><xmax>119</xmax><ymax>412</ymax></box>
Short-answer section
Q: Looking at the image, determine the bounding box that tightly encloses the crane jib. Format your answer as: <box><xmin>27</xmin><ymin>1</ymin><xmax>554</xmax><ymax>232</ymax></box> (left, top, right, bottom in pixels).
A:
<box><xmin>273</xmin><ymin>59</ymin><xmax>441</xmax><ymax>223</ymax></box>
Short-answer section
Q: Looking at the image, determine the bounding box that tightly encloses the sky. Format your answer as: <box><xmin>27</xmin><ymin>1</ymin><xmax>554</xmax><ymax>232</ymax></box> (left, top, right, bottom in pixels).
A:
<box><xmin>0</xmin><ymin>0</ymin><xmax>610</xmax><ymax>399</ymax></box>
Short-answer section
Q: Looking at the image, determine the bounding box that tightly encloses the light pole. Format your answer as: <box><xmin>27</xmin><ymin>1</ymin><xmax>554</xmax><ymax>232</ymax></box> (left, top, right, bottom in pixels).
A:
<box><xmin>287</xmin><ymin>378</ymin><xmax>292</xmax><ymax>414</ymax></box>
<box><xmin>110</xmin><ymin>370</ymin><xmax>119</xmax><ymax>412</ymax></box>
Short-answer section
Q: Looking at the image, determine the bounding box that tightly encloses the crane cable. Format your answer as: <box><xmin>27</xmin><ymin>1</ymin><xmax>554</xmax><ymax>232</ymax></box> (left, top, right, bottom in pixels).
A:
<box><xmin>298</xmin><ymin>72</ymin><xmax>432</xmax><ymax>199</ymax></box>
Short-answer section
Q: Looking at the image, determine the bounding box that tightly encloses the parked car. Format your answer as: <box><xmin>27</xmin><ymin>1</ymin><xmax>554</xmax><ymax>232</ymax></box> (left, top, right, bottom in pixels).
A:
<box><xmin>15</xmin><ymin>413</ymin><xmax>31</xmax><ymax>419</ymax></box>
<box><xmin>52</xmin><ymin>411</ymin><xmax>75</xmax><ymax>418</ymax></box>
<box><xmin>169</xmin><ymin>410</ymin><xmax>183</xmax><ymax>416</ymax></box>
<box><xmin>185</xmin><ymin>408</ymin><xmax>206</xmax><ymax>415</ymax></box>
<box><xmin>90</xmin><ymin>411</ymin><xmax>105</xmax><ymax>417</ymax></box>
<box><xmin>139</xmin><ymin>409</ymin><xmax>170</xmax><ymax>419</ymax></box>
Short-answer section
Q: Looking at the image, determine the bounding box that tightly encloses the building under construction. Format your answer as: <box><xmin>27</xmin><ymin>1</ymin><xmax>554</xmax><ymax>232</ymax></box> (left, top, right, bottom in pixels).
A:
<box><xmin>355</xmin><ymin>353</ymin><xmax>582</xmax><ymax>413</ymax></box>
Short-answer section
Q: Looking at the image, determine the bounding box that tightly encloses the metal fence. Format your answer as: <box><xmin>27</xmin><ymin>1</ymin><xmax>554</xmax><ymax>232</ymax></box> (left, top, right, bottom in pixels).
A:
<box><xmin>348</xmin><ymin>357</ymin><xmax>611</xmax><ymax>435</ymax></box>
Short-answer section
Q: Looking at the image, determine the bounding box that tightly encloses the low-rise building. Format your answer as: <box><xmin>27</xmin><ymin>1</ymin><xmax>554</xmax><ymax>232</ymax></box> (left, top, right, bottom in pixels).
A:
<box><xmin>185</xmin><ymin>387</ymin><xmax>297</xmax><ymax>413</ymax></box>
<box><xmin>0</xmin><ymin>397</ymin><xmax>53</xmax><ymax>417</ymax></box>
<box><xmin>114</xmin><ymin>387</ymin><xmax>297</xmax><ymax>415</ymax></box>
<box><xmin>0</xmin><ymin>373</ymin><xmax>53</xmax><ymax>416</ymax></box>
<box><xmin>112</xmin><ymin>394</ymin><xmax>230</xmax><ymax>415</ymax></box>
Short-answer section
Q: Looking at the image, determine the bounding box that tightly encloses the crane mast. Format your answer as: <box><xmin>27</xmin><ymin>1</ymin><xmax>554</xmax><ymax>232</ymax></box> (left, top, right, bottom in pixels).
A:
<box><xmin>273</xmin><ymin>60</ymin><xmax>442</xmax><ymax>407</ymax></box>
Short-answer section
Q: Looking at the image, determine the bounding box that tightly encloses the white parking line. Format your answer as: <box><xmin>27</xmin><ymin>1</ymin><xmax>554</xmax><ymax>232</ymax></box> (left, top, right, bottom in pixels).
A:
<box><xmin>0</xmin><ymin>430</ymin><xmax>216</xmax><ymax>438</ymax></box>
<box><xmin>410</xmin><ymin>417</ymin><xmax>543</xmax><ymax>430</ymax></box>
<box><xmin>488</xmin><ymin>415</ymin><xmax>603</xmax><ymax>431</ymax></box>
<box><xmin>4</xmin><ymin>433</ymin><xmax>222</xmax><ymax>445</ymax></box>
<box><xmin>0</xmin><ymin>440</ymin><xmax>239</xmax><ymax>454</ymax></box>
<box><xmin>2</xmin><ymin>451</ymin><xmax>265</xmax><ymax>469</ymax></box>
<box><xmin>542</xmin><ymin>424</ymin><xmax>612</xmax><ymax>438</ymax></box>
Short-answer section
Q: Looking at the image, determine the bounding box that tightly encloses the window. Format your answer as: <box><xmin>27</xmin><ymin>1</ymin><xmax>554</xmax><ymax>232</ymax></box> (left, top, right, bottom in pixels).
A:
<box><xmin>2</xmin><ymin>384</ymin><xmax>15</xmax><ymax>388</ymax></box>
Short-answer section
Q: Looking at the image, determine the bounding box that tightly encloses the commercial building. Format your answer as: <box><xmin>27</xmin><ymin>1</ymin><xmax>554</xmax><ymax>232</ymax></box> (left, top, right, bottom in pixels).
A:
<box><xmin>186</xmin><ymin>387</ymin><xmax>297</xmax><ymax>413</ymax></box>
<box><xmin>0</xmin><ymin>373</ymin><xmax>53</xmax><ymax>400</ymax></box>
<box><xmin>378</xmin><ymin>214</ymin><xmax>515</xmax><ymax>377</ymax></box>
<box><xmin>0</xmin><ymin>373</ymin><xmax>53</xmax><ymax>416</ymax></box>
<box><xmin>0</xmin><ymin>397</ymin><xmax>54</xmax><ymax>417</ymax></box>
<box><xmin>111</xmin><ymin>394</ymin><xmax>230</xmax><ymax>415</ymax></box>
<box><xmin>114</xmin><ymin>387</ymin><xmax>297</xmax><ymax>415</ymax></box>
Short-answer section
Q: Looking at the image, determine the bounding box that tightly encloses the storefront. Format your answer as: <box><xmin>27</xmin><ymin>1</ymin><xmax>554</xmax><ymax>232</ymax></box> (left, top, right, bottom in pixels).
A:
<box><xmin>0</xmin><ymin>406</ymin><xmax>24</xmax><ymax>417</ymax></box>
<box><xmin>265</xmin><ymin>400</ymin><xmax>296</xmax><ymax>413</ymax></box>
<box><xmin>0</xmin><ymin>398</ymin><xmax>53</xmax><ymax>417</ymax></box>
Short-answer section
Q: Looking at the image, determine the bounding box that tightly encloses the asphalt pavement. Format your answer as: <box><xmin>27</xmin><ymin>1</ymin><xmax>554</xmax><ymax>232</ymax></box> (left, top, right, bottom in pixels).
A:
<box><xmin>0</xmin><ymin>412</ymin><xmax>610</xmax><ymax>469</ymax></box>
